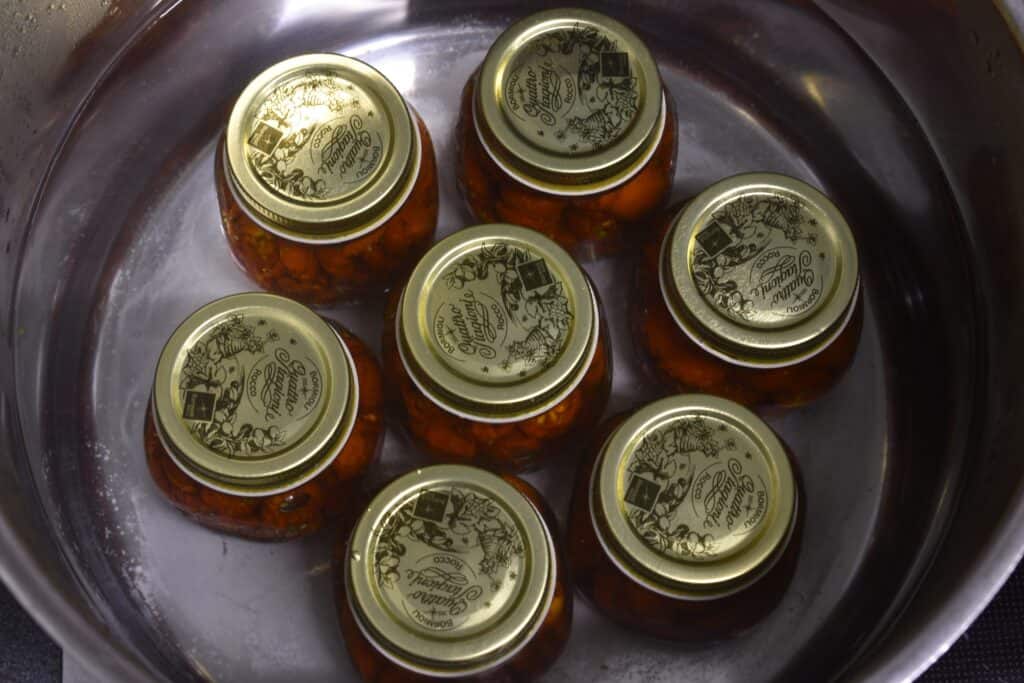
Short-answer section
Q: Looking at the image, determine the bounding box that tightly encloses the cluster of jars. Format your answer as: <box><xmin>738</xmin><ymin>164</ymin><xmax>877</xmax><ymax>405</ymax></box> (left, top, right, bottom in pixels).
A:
<box><xmin>145</xmin><ymin>9</ymin><xmax>863</xmax><ymax>681</ymax></box>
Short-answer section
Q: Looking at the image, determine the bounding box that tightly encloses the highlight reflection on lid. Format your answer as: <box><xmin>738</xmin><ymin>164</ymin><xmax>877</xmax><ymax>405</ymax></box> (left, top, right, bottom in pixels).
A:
<box><xmin>151</xmin><ymin>293</ymin><xmax>357</xmax><ymax>496</ymax></box>
<box><xmin>592</xmin><ymin>395</ymin><xmax>796</xmax><ymax>598</ymax></box>
<box><xmin>661</xmin><ymin>173</ymin><xmax>860</xmax><ymax>367</ymax></box>
<box><xmin>475</xmin><ymin>9</ymin><xmax>664</xmax><ymax>193</ymax></box>
<box><xmin>225</xmin><ymin>54</ymin><xmax>418</xmax><ymax>242</ymax></box>
<box><xmin>398</xmin><ymin>224</ymin><xmax>597</xmax><ymax>422</ymax></box>
<box><xmin>346</xmin><ymin>465</ymin><xmax>554</xmax><ymax>675</ymax></box>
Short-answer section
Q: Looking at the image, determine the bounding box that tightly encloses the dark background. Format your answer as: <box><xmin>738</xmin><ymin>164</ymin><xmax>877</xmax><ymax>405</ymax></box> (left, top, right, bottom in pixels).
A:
<box><xmin>2</xmin><ymin>566</ymin><xmax>1023</xmax><ymax>682</ymax></box>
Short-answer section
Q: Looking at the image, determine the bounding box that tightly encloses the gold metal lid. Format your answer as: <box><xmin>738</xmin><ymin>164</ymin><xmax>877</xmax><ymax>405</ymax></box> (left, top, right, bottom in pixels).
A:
<box><xmin>474</xmin><ymin>9</ymin><xmax>665</xmax><ymax>194</ymax></box>
<box><xmin>397</xmin><ymin>224</ymin><xmax>598</xmax><ymax>422</ymax></box>
<box><xmin>225</xmin><ymin>54</ymin><xmax>420</xmax><ymax>243</ymax></box>
<box><xmin>661</xmin><ymin>173</ymin><xmax>860</xmax><ymax>367</ymax></box>
<box><xmin>346</xmin><ymin>465</ymin><xmax>555</xmax><ymax>676</ymax></box>
<box><xmin>591</xmin><ymin>395</ymin><xmax>797</xmax><ymax>599</ymax></box>
<box><xmin>151</xmin><ymin>293</ymin><xmax>358</xmax><ymax>496</ymax></box>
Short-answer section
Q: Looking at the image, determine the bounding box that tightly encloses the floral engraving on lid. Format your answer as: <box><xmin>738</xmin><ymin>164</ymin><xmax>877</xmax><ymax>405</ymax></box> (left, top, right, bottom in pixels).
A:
<box><xmin>373</xmin><ymin>486</ymin><xmax>526</xmax><ymax>634</ymax></box>
<box><xmin>246</xmin><ymin>73</ymin><xmax>388</xmax><ymax>203</ymax></box>
<box><xmin>429</xmin><ymin>241</ymin><xmax>574</xmax><ymax>384</ymax></box>
<box><xmin>503</xmin><ymin>24</ymin><xmax>640</xmax><ymax>155</ymax></box>
<box><xmin>621</xmin><ymin>415</ymin><xmax>771</xmax><ymax>563</ymax></box>
<box><xmin>691</xmin><ymin>193</ymin><xmax>833</xmax><ymax>329</ymax></box>
<box><xmin>177</xmin><ymin>314</ymin><xmax>324</xmax><ymax>459</ymax></box>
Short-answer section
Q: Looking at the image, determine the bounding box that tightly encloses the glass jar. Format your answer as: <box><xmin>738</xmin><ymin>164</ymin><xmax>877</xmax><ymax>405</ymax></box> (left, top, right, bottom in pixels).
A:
<box><xmin>635</xmin><ymin>173</ymin><xmax>863</xmax><ymax>407</ymax></box>
<box><xmin>568</xmin><ymin>395</ymin><xmax>802</xmax><ymax>640</ymax></box>
<box><xmin>144</xmin><ymin>293</ymin><xmax>383</xmax><ymax>540</ymax></box>
<box><xmin>217</xmin><ymin>54</ymin><xmax>438</xmax><ymax>305</ymax></box>
<box><xmin>382</xmin><ymin>224</ymin><xmax>611</xmax><ymax>472</ymax></box>
<box><xmin>455</xmin><ymin>9</ymin><xmax>677</xmax><ymax>260</ymax></box>
<box><xmin>337</xmin><ymin>464</ymin><xmax>571</xmax><ymax>681</ymax></box>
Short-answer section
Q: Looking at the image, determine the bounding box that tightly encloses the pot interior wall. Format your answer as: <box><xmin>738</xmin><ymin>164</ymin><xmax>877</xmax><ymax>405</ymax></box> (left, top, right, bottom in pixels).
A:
<box><xmin>4</xmin><ymin>1</ymin><xmax>999</xmax><ymax>681</ymax></box>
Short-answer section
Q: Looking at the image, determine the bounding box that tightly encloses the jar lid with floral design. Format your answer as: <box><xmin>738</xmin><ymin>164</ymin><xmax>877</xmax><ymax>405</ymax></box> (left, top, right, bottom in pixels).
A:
<box><xmin>474</xmin><ymin>9</ymin><xmax>665</xmax><ymax>194</ymax></box>
<box><xmin>151</xmin><ymin>293</ymin><xmax>358</xmax><ymax>495</ymax></box>
<box><xmin>396</xmin><ymin>224</ymin><xmax>599</xmax><ymax>422</ymax></box>
<box><xmin>661</xmin><ymin>173</ymin><xmax>861</xmax><ymax>367</ymax></box>
<box><xmin>591</xmin><ymin>395</ymin><xmax>797</xmax><ymax>599</ymax></box>
<box><xmin>345</xmin><ymin>465</ymin><xmax>555</xmax><ymax>675</ymax></box>
<box><xmin>225</xmin><ymin>53</ymin><xmax>421</xmax><ymax>243</ymax></box>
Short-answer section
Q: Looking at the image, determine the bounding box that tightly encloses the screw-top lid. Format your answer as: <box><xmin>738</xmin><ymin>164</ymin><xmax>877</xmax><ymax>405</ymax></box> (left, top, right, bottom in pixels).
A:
<box><xmin>591</xmin><ymin>395</ymin><xmax>797</xmax><ymax>599</ymax></box>
<box><xmin>345</xmin><ymin>465</ymin><xmax>555</xmax><ymax>676</ymax></box>
<box><xmin>474</xmin><ymin>9</ymin><xmax>665</xmax><ymax>194</ymax></box>
<box><xmin>660</xmin><ymin>173</ymin><xmax>860</xmax><ymax>367</ymax></box>
<box><xmin>396</xmin><ymin>224</ymin><xmax>598</xmax><ymax>422</ymax></box>
<box><xmin>225</xmin><ymin>54</ymin><xmax>421</xmax><ymax>243</ymax></box>
<box><xmin>151</xmin><ymin>293</ymin><xmax>358</xmax><ymax>496</ymax></box>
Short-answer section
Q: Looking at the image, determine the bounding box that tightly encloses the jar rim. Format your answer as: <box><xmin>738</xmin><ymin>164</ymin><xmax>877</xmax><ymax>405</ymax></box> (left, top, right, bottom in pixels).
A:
<box><xmin>225</xmin><ymin>54</ymin><xmax>421</xmax><ymax>243</ymax></box>
<box><xmin>345</xmin><ymin>465</ymin><xmax>556</xmax><ymax>674</ymax></box>
<box><xmin>396</xmin><ymin>224</ymin><xmax>599</xmax><ymax>422</ymax></box>
<box><xmin>151</xmin><ymin>292</ymin><xmax>358</xmax><ymax>496</ymax></box>
<box><xmin>474</xmin><ymin>9</ymin><xmax>665</xmax><ymax>193</ymax></box>
<box><xmin>590</xmin><ymin>395</ymin><xmax>797</xmax><ymax>598</ymax></box>
<box><xmin>660</xmin><ymin>173</ymin><xmax>861</xmax><ymax>367</ymax></box>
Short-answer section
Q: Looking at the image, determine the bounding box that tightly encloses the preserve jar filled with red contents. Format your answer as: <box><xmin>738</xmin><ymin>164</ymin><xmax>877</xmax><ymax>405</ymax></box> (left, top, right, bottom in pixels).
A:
<box><xmin>338</xmin><ymin>464</ymin><xmax>571</xmax><ymax>682</ymax></box>
<box><xmin>635</xmin><ymin>173</ymin><xmax>862</xmax><ymax>407</ymax></box>
<box><xmin>568</xmin><ymin>395</ymin><xmax>802</xmax><ymax>640</ymax></box>
<box><xmin>145</xmin><ymin>293</ymin><xmax>384</xmax><ymax>540</ymax></box>
<box><xmin>382</xmin><ymin>224</ymin><xmax>611</xmax><ymax>472</ymax></box>
<box><xmin>455</xmin><ymin>9</ymin><xmax>676</xmax><ymax>260</ymax></box>
<box><xmin>218</xmin><ymin>54</ymin><xmax>438</xmax><ymax>305</ymax></box>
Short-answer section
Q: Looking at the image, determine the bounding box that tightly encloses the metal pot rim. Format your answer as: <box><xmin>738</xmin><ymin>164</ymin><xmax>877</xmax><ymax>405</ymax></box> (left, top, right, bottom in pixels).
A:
<box><xmin>2</xmin><ymin>2</ymin><xmax>1024</xmax><ymax>682</ymax></box>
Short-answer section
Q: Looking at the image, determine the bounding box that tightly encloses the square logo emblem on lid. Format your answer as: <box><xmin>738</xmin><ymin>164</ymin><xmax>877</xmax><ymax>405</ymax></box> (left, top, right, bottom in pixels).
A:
<box><xmin>517</xmin><ymin>259</ymin><xmax>555</xmax><ymax>291</ymax></box>
<box><xmin>248</xmin><ymin>121</ymin><xmax>284</xmax><ymax>156</ymax></box>
<box><xmin>695</xmin><ymin>222</ymin><xmax>733</xmax><ymax>258</ymax></box>
<box><xmin>624</xmin><ymin>475</ymin><xmax>661</xmax><ymax>512</ymax></box>
<box><xmin>413</xmin><ymin>490</ymin><xmax>450</xmax><ymax>523</ymax></box>
<box><xmin>600</xmin><ymin>52</ymin><xmax>631</xmax><ymax>79</ymax></box>
<box><xmin>182</xmin><ymin>391</ymin><xmax>216</xmax><ymax>422</ymax></box>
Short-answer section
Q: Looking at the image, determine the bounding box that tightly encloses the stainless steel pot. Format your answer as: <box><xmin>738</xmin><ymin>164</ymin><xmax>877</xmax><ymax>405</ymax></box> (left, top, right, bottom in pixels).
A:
<box><xmin>2</xmin><ymin>1</ymin><xmax>1023</xmax><ymax>681</ymax></box>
